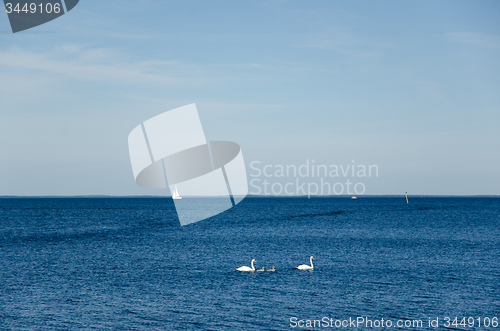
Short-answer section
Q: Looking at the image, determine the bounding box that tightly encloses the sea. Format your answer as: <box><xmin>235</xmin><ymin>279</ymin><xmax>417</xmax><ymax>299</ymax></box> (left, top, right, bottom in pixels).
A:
<box><xmin>0</xmin><ymin>197</ymin><xmax>499</xmax><ymax>330</ymax></box>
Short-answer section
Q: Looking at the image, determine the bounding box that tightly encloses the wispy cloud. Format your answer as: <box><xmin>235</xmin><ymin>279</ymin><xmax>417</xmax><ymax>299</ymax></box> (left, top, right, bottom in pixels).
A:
<box><xmin>0</xmin><ymin>45</ymin><xmax>289</xmax><ymax>90</ymax></box>
<box><xmin>0</xmin><ymin>45</ymin><xmax>184</xmax><ymax>85</ymax></box>
<box><xmin>446</xmin><ymin>32</ymin><xmax>500</xmax><ymax>49</ymax></box>
<box><xmin>297</xmin><ymin>28</ymin><xmax>388</xmax><ymax>59</ymax></box>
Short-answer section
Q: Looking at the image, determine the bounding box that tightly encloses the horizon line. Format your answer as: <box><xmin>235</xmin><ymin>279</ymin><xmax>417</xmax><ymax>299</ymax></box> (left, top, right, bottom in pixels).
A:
<box><xmin>0</xmin><ymin>195</ymin><xmax>499</xmax><ymax>198</ymax></box>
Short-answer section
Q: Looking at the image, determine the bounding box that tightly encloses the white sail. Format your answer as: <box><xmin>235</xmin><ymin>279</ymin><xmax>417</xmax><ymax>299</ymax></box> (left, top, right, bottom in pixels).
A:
<box><xmin>172</xmin><ymin>185</ymin><xmax>182</xmax><ymax>199</ymax></box>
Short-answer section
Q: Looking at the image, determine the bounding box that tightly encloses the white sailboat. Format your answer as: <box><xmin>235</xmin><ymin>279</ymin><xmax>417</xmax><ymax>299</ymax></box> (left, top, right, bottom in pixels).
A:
<box><xmin>172</xmin><ymin>185</ymin><xmax>182</xmax><ymax>200</ymax></box>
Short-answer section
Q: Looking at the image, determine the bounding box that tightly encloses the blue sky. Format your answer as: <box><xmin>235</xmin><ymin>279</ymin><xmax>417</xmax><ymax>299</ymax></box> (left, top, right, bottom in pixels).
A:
<box><xmin>0</xmin><ymin>0</ymin><xmax>499</xmax><ymax>195</ymax></box>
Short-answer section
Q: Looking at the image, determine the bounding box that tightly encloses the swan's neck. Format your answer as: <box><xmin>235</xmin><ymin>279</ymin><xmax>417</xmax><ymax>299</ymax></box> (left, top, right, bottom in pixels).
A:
<box><xmin>251</xmin><ymin>260</ymin><xmax>255</xmax><ymax>270</ymax></box>
<box><xmin>310</xmin><ymin>257</ymin><xmax>314</xmax><ymax>268</ymax></box>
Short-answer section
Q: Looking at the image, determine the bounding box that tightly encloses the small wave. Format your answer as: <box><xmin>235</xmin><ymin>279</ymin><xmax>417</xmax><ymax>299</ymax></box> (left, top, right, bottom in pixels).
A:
<box><xmin>413</xmin><ymin>206</ymin><xmax>437</xmax><ymax>211</ymax></box>
<box><xmin>281</xmin><ymin>210</ymin><xmax>343</xmax><ymax>220</ymax></box>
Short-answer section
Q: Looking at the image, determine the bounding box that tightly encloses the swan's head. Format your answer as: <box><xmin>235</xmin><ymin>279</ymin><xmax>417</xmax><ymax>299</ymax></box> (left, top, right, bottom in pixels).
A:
<box><xmin>310</xmin><ymin>256</ymin><xmax>314</xmax><ymax>259</ymax></box>
<box><xmin>252</xmin><ymin>259</ymin><xmax>257</xmax><ymax>262</ymax></box>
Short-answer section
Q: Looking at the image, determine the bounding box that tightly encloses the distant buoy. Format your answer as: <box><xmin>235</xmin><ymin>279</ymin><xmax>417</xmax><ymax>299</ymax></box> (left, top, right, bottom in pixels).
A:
<box><xmin>351</xmin><ymin>196</ymin><xmax>357</xmax><ymax>199</ymax></box>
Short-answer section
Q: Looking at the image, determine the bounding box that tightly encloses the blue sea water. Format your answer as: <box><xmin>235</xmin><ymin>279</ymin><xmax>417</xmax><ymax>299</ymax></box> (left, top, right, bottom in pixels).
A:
<box><xmin>0</xmin><ymin>197</ymin><xmax>499</xmax><ymax>330</ymax></box>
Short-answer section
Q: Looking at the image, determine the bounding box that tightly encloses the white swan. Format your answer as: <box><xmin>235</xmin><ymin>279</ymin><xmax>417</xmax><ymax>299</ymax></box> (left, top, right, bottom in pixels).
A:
<box><xmin>296</xmin><ymin>256</ymin><xmax>314</xmax><ymax>270</ymax></box>
<box><xmin>237</xmin><ymin>259</ymin><xmax>256</xmax><ymax>272</ymax></box>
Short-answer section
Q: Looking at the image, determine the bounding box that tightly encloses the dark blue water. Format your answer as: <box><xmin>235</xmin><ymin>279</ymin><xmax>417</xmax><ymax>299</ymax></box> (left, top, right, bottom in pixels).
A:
<box><xmin>1</xmin><ymin>197</ymin><xmax>499</xmax><ymax>330</ymax></box>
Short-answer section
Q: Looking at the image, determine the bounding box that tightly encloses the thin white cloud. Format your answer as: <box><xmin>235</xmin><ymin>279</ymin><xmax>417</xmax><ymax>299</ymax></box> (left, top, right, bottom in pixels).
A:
<box><xmin>446</xmin><ymin>32</ymin><xmax>500</xmax><ymax>49</ymax></box>
<box><xmin>0</xmin><ymin>46</ymin><xmax>182</xmax><ymax>85</ymax></box>
<box><xmin>298</xmin><ymin>28</ymin><xmax>388</xmax><ymax>59</ymax></box>
<box><xmin>0</xmin><ymin>45</ymin><xmax>288</xmax><ymax>89</ymax></box>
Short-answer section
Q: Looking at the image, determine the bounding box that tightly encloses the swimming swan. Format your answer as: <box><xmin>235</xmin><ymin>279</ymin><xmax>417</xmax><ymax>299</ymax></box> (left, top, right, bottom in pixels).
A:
<box><xmin>237</xmin><ymin>259</ymin><xmax>256</xmax><ymax>272</ymax></box>
<box><xmin>267</xmin><ymin>266</ymin><xmax>275</xmax><ymax>272</ymax></box>
<box><xmin>256</xmin><ymin>267</ymin><xmax>265</xmax><ymax>272</ymax></box>
<box><xmin>296</xmin><ymin>256</ymin><xmax>314</xmax><ymax>270</ymax></box>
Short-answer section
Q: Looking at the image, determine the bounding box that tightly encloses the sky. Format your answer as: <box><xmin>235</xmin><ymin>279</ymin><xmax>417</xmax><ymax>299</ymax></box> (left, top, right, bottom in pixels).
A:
<box><xmin>0</xmin><ymin>0</ymin><xmax>499</xmax><ymax>196</ymax></box>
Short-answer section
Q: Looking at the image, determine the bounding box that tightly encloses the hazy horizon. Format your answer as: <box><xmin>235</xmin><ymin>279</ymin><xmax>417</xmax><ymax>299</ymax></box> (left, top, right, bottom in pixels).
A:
<box><xmin>1</xmin><ymin>194</ymin><xmax>498</xmax><ymax>198</ymax></box>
